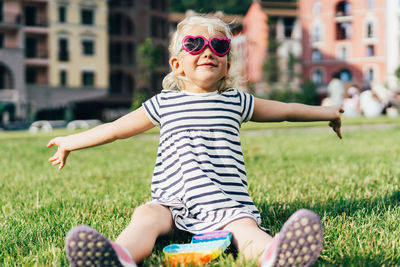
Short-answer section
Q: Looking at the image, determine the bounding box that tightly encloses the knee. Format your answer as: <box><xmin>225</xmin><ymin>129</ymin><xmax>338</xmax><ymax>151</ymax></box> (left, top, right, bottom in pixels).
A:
<box><xmin>130</xmin><ymin>204</ymin><xmax>172</xmax><ymax>231</ymax></box>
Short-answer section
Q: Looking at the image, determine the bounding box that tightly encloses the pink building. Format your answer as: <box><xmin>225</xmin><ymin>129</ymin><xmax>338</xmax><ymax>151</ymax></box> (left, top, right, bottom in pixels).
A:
<box><xmin>299</xmin><ymin>0</ymin><xmax>386</xmax><ymax>90</ymax></box>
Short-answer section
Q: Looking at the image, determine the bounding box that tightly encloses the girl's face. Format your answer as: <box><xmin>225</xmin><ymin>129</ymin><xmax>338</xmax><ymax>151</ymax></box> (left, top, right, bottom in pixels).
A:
<box><xmin>170</xmin><ymin>26</ymin><xmax>230</xmax><ymax>93</ymax></box>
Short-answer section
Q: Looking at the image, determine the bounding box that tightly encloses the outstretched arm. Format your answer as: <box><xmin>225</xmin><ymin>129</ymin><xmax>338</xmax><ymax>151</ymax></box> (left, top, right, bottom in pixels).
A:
<box><xmin>47</xmin><ymin>106</ymin><xmax>155</xmax><ymax>170</ymax></box>
<box><xmin>251</xmin><ymin>98</ymin><xmax>344</xmax><ymax>138</ymax></box>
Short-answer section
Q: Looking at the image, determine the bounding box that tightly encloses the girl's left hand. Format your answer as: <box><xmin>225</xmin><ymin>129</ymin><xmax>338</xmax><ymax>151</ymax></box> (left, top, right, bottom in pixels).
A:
<box><xmin>329</xmin><ymin>107</ymin><xmax>344</xmax><ymax>139</ymax></box>
<box><xmin>47</xmin><ymin>137</ymin><xmax>70</xmax><ymax>170</ymax></box>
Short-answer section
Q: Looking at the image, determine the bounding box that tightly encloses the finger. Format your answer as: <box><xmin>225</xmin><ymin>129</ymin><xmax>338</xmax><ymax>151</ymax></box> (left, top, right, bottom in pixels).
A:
<box><xmin>339</xmin><ymin>107</ymin><xmax>344</xmax><ymax>113</ymax></box>
<box><xmin>48</xmin><ymin>155</ymin><xmax>58</xmax><ymax>162</ymax></box>
<box><xmin>52</xmin><ymin>159</ymin><xmax>61</xmax><ymax>166</ymax></box>
<box><xmin>336</xmin><ymin>128</ymin><xmax>342</xmax><ymax>139</ymax></box>
<box><xmin>59</xmin><ymin>162</ymin><xmax>65</xmax><ymax>170</ymax></box>
<box><xmin>47</xmin><ymin>140</ymin><xmax>54</xmax><ymax>148</ymax></box>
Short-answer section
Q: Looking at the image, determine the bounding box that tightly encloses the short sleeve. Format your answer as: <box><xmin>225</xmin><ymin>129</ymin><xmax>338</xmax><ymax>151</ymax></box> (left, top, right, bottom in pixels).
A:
<box><xmin>142</xmin><ymin>94</ymin><xmax>161</xmax><ymax>126</ymax></box>
<box><xmin>238</xmin><ymin>90</ymin><xmax>254</xmax><ymax>123</ymax></box>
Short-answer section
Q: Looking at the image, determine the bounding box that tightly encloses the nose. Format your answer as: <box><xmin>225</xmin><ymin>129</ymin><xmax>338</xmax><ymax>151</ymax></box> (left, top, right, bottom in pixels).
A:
<box><xmin>201</xmin><ymin>45</ymin><xmax>215</xmax><ymax>58</ymax></box>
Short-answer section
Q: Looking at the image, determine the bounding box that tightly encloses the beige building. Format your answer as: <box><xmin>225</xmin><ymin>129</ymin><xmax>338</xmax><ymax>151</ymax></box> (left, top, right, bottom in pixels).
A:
<box><xmin>24</xmin><ymin>0</ymin><xmax>110</xmax><ymax>120</ymax></box>
<box><xmin>48</xmin><ymin>0</ymin><xmax>108</xmax><ymax>89</ymax></box>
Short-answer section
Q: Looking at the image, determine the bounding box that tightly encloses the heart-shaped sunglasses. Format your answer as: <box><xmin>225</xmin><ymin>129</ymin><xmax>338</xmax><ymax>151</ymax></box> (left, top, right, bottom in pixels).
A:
<box><xmin>182</xmin><ymin>35</ymin><xmax>231</xmax><ymax>57</ymax></box>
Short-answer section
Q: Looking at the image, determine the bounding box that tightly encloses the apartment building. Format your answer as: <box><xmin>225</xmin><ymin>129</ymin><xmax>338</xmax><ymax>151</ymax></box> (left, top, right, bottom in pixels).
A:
<box><xmin>0</xmin><ymin>0</ymin><xmax>26</xmax><ymax>123</ymax></box>
<box><xmin>29</xmin><ymin>0</ymin><xmax>109</xmax><ymax>119</ymax></box>
<box><xmin>261</xmin><ymin>0</ymin><xmax>302</xmax><ymax>86</ymax></box>
<box><xmin>108</xmin><ymin>0</ymin><xmax>169</xmax><ymax>104</ymax></box>
<box><xmin>385</xmin><ymin>0</ymin><xmax>400</xmax><ymax>89</ymax></box>
<box><xmin>0</xmin><ymin>0</ymin><xmax>109</xmax><ymax>123</ymax></box>
<box><xmin>299</xmin><ymin>0</ymin><xmax>387</xmax><ymax>89</ymax></box>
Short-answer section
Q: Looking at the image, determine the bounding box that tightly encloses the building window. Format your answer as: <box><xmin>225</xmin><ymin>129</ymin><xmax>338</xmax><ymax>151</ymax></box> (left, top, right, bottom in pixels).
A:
<box><xmin>25</xmin><ymin>67</ymin><xmax>37</xmax><ymax>84</ymax></box>
<box><xmin>110</xmin><ymin>43</ymin><xmax>122</xmax><ymax>64</ymax></box>
<box><xmin>109</xmin><ymin>14</ymin><xmax>134</xmax><ymax>36</ymax></box>
<box><xmin>367</xmin><ymin>45</ymin><xmax>375</xmax><ymax>56</ymax></box>
<box><xmin>24</xmin><ymin>5</ymin><xmax>37</xmax><ymax>26</ymax></box>
<box><xmin>365</xmin><ymin>68</ymin><xmax>374</xmax><ymax>81</ymax></box>
<box><xmin>109</xmin><ymin>0</ymin><xmax>119</xmax><ymax>7</ymax></box>
<box><xmin>82</xmin><ymin>39</ymin><xmax>95</xmax><ymax>55</ymax></box>
<box><xmin>312</xmin><ymin>25</ymin><xmax>321</xmax><ymax>42</ymax></box>
<box><xmin>283</xmin><ymin>18</ymin><xmax>296</xmax><ymax>38</ymax></box>
<box><xmin>110</xmin><ymin>0</ymin><xmax>135</xmax><ymax>7</ymax></box>
<box><xmin>336</xmin><ymin>22</ymin><xmax>352</xmax><ymax>40</ymax></box>
<box><xmin>151</xmin><ymin>17</ymin><xmax>168</xmax><ymax>38</ymax></box>
<box><xmin>0</xmin><ymin>33</ymin><xmax>4</xmax><ymax>48</ymax></box>
<box><xmin>25</xmin><ymin>37</ymin><xmax>37</xmax><ymax>58</ymax></box>
<box><xmin>312</xmin><ymin>2</ymin><xmax>322</xmax><ymax>16</ymax></box>
<box><xmin>58</xmin><ymin>38</ymin><xmax>69</xmax><ymax>61</ymax></box>
<box><xmin>60</xmin><ymin>70</ymin><xmax>67</xmax><ymax>86</ymax></box>
<box><xmin>59</xmin><ymin>6</ymin><xmax>67</xmax><ymax>23</ymax></box>
<box><xmin>338</xmin><ymin>46</ymin><xmax>348</xmax><ymax>60</ymax></box>
<box><xmin>82</xmin><ymin>71</ymin><xmax>95</xmax><ymax>86</ymax></box>
<box><xmin>81</xmin><ymin>9</ymin><xmax>94</xmax><ymax>25</ymax></box>
<box><xmin>336</xmin><ymin>1</ymin><xmax>351</xmax><ymax>16</ymax></box>
<box><xmin>312</xmin><ymin>69</ymin><xmax>323</xmax><ymax>84</ymax></box>
<box><xmin>366</xmin><ymin>0</ymin><xmax>374</xmax><ymax>9</ymax></box>
<box><xmin>367</xmin><ymin>22</ymin><xmax>374</xmax><ymax>38</ymax></box>
<box><xmin>312</xmin><ymin>49</ymin><xmax>322</xmax><ymax>61</ymax></box>
<box><xmin>339</xmin><ymin>69</ymin><xmax>352</xmax><ymax>82</ymax></box>
<box><xmin>124</xmin><ymin>0</ymin><xmax>135</xmax><ymax>7</ymax></box>
<box><xmin>127</xmin><ymin>42</ymin><xmax>135</xmax><ymax>65</ymax></box>
<box><xmin>0</xmin><ymin>1</ymin><xmax>3</xmax><ymax>22</ymax></box>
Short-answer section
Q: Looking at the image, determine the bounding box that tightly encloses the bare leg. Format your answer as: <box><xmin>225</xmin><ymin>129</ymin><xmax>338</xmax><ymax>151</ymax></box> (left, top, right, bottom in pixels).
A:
<box><xmin>222</xmin><ymin>217</ymin><xmax>272</xmax><ymax>263</ymax></box>
<box><xmin>223</xmin><ymin>210</ymin><xmax>323</xmax><ymax>267</ymax></box>
<box><xmin>115</xmin><ymin>203</ymin><xmax>174</xmax><ymax>263</ymax></box>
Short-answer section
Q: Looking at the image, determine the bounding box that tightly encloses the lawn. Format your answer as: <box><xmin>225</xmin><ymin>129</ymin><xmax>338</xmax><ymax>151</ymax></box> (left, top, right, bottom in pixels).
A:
<box><xmin>1</xmin><ymin>117</ymin><xmax>400</xmax><ymax>266</ymax></box>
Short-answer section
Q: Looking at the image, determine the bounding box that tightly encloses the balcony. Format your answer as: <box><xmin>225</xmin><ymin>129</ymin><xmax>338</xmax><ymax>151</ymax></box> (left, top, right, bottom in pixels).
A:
<box><xmin>335</xmin><ymin>1</ymin><xmax>352</xmax><ymax>22</ymax></box>
<box><xmin>22</xmin><ymin>0</ymin><xmax>49</xmax><ymax>2</ymax></box>
<box><xmin>0</xmin><ymin>13</ymin><xmax>22</xmax><ymax>25</ymax></box>
<box><xmin>24</xmin><ymin>17</ymin><xmax>48</xmax><ymax>27</ymax></box>
<box><xmin>25</xmin><ymin>49</ymin><xmax>49</xmax><ymax>66</ymax></box>
<box><xmin>0</xmin><ymin>14</ymin><xmax>22</xmax><ymax>30</ymax></box>
<box><xmin>24</xmin><ymin>19</ymin><xmax>49</xmax><ymax>35</ymax></box>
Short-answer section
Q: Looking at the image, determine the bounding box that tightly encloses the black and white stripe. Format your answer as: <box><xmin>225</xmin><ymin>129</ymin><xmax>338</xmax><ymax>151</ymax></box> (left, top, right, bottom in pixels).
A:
<box><xmin>143</xmin><ymin>88</ymin><xmax>260</xmax><ymax>234</ymax></box>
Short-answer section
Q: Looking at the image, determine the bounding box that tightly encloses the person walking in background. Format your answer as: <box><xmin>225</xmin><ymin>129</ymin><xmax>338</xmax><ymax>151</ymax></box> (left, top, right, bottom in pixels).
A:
<box><xmin>360</xmin><ymin>83</ymin><xmax>384</xmax><ymax>117</ymax></box>
<box><xmin>343</xmin><ymin>84</ymin><xmax>361</xmax><ymax>117</ymax></box>
<box><xmin>327</xmin><ymin>72</ymin><xmax>345</xmax><ymax>107</ymax></box>
<box><xmin>47</xmin><ymin>15</ymin><xmax>343</xmax><ymax>267</ymax></box>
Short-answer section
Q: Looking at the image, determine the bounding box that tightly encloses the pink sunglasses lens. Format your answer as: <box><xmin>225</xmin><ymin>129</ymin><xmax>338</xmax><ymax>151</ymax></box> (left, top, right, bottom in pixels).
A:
<box><xmin>183</xmin><ymin>37</ymin><xmax>205</xmax><ymax>54</ymax></box>
<box><xmin>182</xmin><ymin>36</ymin><xmax>230</xmax><ymax>56</ymax></box>
<box><xmin>210</xmin><ymin>38</ymin><xmax>230</xmax><ymax>56</ymax></box>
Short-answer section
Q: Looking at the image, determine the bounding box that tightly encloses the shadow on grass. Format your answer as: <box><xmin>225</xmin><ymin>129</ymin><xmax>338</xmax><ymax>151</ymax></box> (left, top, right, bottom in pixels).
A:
<box><xmin>258</xmin><ymin>190</ymin><xmax>400</xmax><ymax>228</ymax></box>
<box><xmin>256</xmin><ymin>190</ymin><xmax>400</xmax><ymax>266</ymax></box>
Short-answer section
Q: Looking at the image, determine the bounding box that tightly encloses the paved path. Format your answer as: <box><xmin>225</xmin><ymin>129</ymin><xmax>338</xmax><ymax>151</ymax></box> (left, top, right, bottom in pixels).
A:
<box><xmin>242</xmin><ymin>123</ymin><xmax>400</xmax><ymax>136</ymax></box>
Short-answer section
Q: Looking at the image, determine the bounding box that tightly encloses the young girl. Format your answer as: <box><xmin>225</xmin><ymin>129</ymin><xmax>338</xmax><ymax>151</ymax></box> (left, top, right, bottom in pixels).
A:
<box><xmin>48</xmin><ymin>15</ymin><xmax>343</xmax><ymax>267</ymax></box>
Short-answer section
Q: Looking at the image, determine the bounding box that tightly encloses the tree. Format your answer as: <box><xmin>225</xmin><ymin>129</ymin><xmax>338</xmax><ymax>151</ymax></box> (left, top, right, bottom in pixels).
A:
<box><xmin>395</xmin><ymin>66</ymin><xmax>400</xmax><ymax>84</ymax></box>
<box><xmin>132</xmin><ymin>38</ymin><xmax>161</xmax><ymax>110</ymax></box>
<box><xmin>171</xmin><ymin>0</ymin><xmax>252</xmax><ymax>15</ymax></box>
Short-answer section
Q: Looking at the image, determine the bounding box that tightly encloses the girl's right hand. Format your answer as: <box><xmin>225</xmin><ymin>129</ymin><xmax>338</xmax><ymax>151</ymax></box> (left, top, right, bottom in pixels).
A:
<box><xmin>47</xmin><ymin>137</ymin><xmax>70</xmax><ymax>170</ymax></box>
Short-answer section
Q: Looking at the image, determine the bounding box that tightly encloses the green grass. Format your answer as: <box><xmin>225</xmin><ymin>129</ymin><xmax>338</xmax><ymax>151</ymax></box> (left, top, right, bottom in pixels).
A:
<box><xmin>1</xmin><ymin>118</ymin><xmax>400</xmax><ymax>266</ymax></box>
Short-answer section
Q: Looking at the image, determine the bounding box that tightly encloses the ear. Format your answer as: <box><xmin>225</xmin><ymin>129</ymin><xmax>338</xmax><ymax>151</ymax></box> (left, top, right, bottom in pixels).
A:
<box><xmin>170</xmin><ymin>56</ymin><xmax>185</xmax><ymax>75</ymax></box>
<box><xmin>225</xmin><ymin>61</ymin><xmax>231</xmax><ymax>77</ymax></box>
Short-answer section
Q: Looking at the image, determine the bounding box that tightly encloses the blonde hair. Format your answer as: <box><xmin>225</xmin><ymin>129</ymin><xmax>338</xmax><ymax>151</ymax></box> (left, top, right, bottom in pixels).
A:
<box><xmin>162</xmin><ymin>15</ymin><xmax>242</xmax><ymax>92</ymax></box>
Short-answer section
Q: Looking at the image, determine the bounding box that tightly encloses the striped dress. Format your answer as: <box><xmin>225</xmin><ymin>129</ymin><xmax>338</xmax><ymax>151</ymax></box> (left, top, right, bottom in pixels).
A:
<box><xmin>142</xmin><ymin>88</ymin><xmax>261</xmax><ymax>234</ymax></box>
